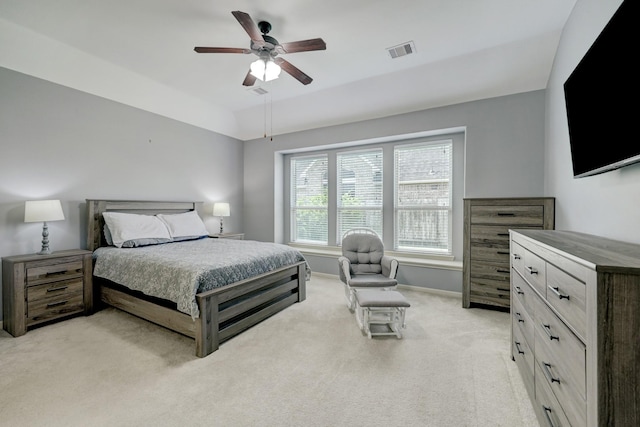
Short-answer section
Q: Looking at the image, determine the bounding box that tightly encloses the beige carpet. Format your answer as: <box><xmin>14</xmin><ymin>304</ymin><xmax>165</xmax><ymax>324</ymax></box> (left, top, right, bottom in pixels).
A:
<box><xmin>0</xmin><ymin>274</ymin><xmax>538</xmax><ymax>427</ymax></box>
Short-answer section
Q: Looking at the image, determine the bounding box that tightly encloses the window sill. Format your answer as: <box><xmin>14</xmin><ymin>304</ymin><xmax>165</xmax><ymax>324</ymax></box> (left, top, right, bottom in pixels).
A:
<box><xmin>288</xmin><ymin>243</ymin><xmax>462</xmax><ymax>271</ymax></box>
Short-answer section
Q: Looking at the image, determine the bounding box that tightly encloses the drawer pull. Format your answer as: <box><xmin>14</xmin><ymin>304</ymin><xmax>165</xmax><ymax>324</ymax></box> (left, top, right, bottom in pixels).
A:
<box><xmin>496</xmin><ymin>269</ymin><xmax>510</xmax><ymax>274</ymax></box>
<box><xmin>496</xmin><ymin>287</ymin><xmax>510</xmax><ymax>292</ymax></box>
<box><xmin>512</xmin><ymin>253</ymin><xmax>521</xmax><ymax>260</ymax></box>
<box><xmin>542</xmin><ymin>361</ymin><xmax>561</xmax><ymax>384</ymax></box>
<box><xmin>542</xmin><ymin>406</ymin><xmax>558</xmax><ymax>427</ymax></box>
<box><xmin>46</xmin><ymin>285</ymin><xmax>69</xmax><ymax>293</ymax></box>
<box><xmin>45</xmin><ymin>270</ymin><xmax>72</xmax><ymax>277</ymax></box>
<box><xmin>514</xmin><ymin>286</ymin><xmax>524</xmax><ymax>295</ymax></box>
<box><xmin>548</xmin><ymin>286</ymin><xmax>570</xmax><ymax>300</ymax></box>
<box><xmin>542</xmin><ymin>324</ymin><xmax>559</xmax><ymax>341</ymax></box>
<box><xmin>514</xmin><ymin>341</ymin><xmax>525</xmax><ymax>355</ymax></box>
<box><xmin>497</xmin><ymin>233</ymin><xmax>510</xmax><ymax>237</ymax></box>
<box><xmin>497</xmin><ymin>251</ymin><xmax>510</xmax><ymax>255</ymax></box>
<box><xmin>525</xmin><ymin>266</ymin><xmax>538</xmax><ymax>275</ymax></box>
<box><xmin>497</xmin><ymin>212</ymin><xmax>515</xmax><ymax>216</ymax></box>
<box><xmin>515</xmin><ymin>312</ymin><xmax>524</xmax><ymax>323</ymax></box>
<box><xmin>46</xmin><ymin>300</ymin><xmax>68</xmax><ymax>308</ymax></box>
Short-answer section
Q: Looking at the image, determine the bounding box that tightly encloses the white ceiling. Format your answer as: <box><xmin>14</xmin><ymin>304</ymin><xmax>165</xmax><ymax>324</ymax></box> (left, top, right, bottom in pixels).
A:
<box><xmin>0</xmin><ymin>0</ymin><xmax>576</xmax><ymax>140</ymax></box>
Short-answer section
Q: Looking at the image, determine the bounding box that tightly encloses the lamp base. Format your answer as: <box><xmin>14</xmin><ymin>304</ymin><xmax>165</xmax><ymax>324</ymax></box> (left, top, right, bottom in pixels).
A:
<box><xmin>37</xmin><ymin>221</ymin><xmax>52</xmax><ymax>255</ymax></box>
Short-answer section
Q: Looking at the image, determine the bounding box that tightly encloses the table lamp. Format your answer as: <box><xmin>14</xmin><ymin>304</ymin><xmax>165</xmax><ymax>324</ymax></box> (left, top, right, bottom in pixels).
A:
<box><xmin>213</xmin><ymin>202</ymin><xmax>230</xmax><ymax>234</ymax></box>
<box><xmin>24</xmin><ymin>199</ymin><xmax>65</xmax><ymax>255</ymax></box>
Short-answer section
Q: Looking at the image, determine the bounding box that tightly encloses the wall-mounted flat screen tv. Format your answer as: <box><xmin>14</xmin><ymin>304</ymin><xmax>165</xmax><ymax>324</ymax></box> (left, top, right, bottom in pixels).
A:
<box><xmin>563</xmin><ymin>0</ymin><xmax>637</xmax><ymax>178</ymax></box>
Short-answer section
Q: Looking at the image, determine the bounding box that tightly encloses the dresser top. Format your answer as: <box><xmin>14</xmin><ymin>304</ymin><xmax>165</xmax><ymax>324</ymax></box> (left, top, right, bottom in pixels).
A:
<box><xmin>511</xmin><ymin>229</ymin><xmax>640</xmax><ymax>272</ymax></box>
<box><xmin>2</xmin><ymin>249</ymin><xmax>92</xmax><ymax>263</ymax></box>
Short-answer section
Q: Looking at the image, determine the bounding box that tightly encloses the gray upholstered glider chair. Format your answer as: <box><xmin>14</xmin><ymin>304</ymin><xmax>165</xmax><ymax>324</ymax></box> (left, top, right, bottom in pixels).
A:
<box><xmin>338</xmin><ymin>228</ymin><xmax>399</xmax><ymax>310</ymax></box>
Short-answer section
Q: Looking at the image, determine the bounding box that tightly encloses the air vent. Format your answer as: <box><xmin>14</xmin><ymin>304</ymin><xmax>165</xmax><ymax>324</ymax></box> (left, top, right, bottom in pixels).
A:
<box><xmin>248</xmin><ymin>86</ymin><xmax>269</xmax><ymax>95</ymax></box>
<box><xmin>387</xmin><ymin>41</ymin><xmax>416</xmax><ymax>59</ymax></box>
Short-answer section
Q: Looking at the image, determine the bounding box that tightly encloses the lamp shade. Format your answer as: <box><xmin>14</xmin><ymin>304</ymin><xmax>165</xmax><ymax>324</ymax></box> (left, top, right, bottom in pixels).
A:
<box><xmin>264</xmin><ymin>60</ymin><xmax>281</xmax><ymax>81</ymax></box>
<box><xmin>213</xmin><ymin>202</ymin><xmax>230</xmax><ymax>217</ymax></box>
<box><xmin>250</xmin><ymin>58</ymin><xmax>281</xmax><ymax>82</ymax></box>
<box><xmin>24</xmin><ymin>200</ymin><xmax>65</xmax><ymax>223</ymax></box>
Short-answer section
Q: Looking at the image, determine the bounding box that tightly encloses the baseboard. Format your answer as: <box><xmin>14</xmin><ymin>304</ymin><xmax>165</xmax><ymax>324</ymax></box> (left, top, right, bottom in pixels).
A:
<box><xmin>309</xmin><ymin>271</ymin><xmax>462</xmax><ymax>298</ymax></box>
<box><xmin>398</xmin><ymin>283</ymin><xmax>461</xmax><ymax>298</ymax></box>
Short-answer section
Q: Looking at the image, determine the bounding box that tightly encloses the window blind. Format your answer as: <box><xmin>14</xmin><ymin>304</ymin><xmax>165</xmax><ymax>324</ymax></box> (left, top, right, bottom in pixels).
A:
<box><xmin>337</xmin><ymin>149</ymin><xmax>383</xmax><ymax>240</ymax></box>
<box><xmin>291</xmin><ymin>155</ymin><xmax>328</xmax><ymax>244</ymax></box>
<box><xmin>394</xmin><ymin>141</ymin><xmax>452</xmax><ymax>253</ymax></box>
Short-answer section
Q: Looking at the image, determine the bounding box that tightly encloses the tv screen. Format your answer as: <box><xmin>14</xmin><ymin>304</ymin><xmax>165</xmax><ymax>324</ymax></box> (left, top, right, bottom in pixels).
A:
<box><xmin>563</xmin><ymin>0</ymin><xmax>638</xmax><ymax>178</ymax></box>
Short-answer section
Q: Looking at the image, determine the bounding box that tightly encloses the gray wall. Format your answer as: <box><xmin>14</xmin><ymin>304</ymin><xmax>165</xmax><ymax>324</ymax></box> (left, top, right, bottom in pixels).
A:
<box><xmin>545</xmin><ymin>0</ymin><xmax>640</xmax><ymax>244</ymax></box>
<box><xmin>0</xmin><ymin>67</ymin><xmax>244</xmax><ymax>321</ymax></box>
<box><xmin>244</xmin><ymin>90</ymin><xmax>547</xmax><ymax>292</ymax></box>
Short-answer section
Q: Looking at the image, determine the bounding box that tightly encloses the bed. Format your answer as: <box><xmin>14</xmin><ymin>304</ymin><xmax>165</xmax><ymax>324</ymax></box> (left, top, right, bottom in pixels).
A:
<box><xmin>86</xmin><ymin>199</ymin><xmax>308</xmax><ymax>357</ymax></box>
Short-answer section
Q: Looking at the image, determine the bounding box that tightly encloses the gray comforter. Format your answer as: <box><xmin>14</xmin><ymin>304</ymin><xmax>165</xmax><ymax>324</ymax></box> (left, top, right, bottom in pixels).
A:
<box><xmin>93</xmin><ymin>238</ymin><xmax>309</xmax><ymax>318</ymax></box>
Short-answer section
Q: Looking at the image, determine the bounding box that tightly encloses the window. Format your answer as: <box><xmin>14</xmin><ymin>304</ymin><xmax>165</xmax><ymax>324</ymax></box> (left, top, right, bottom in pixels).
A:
<box><xmin>394</xmin><ymin>141</ymin><xmax>452</xmax><ymax>254</ymax></box>
<box><xmin>287</xmin><ymin>135</ymin><xmax>455</xmax><ymax>255</ymax></box>
<box><xmin>290</xmin><ymin>155</ymin><xmax>328</xmax><ymax>244</ymax></box>
<box><xmin>337</xmin><ymin>149</ymin><xmax>383</xmax><ymax>239</ymax></box>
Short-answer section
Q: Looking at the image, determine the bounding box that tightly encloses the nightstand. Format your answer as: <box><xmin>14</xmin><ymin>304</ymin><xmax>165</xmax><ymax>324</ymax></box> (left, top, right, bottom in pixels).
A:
<box><xmin>2</xmin><ymin>249</ymin><xmax>93</xmax><ymax>337</ymax></box>
<box><xmin>209</xmin><ymin>233</ymin><xmax>245</xmax><ymax>240</ymax></box>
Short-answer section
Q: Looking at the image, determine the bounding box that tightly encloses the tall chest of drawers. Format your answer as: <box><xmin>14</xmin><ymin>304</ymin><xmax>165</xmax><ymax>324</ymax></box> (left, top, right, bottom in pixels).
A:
<box><xmin>510</xmin><ymin>230</ymin><xmax>640</xmax><ymax>427</ymax></box>
<box><xmin>463</xmin><ymin>197</ymin><xmax>555</xmax><ymax>309</ymax></box>
<box><xmin>2</xmin><ymin>249</ymin><xmax>93</xmax><ymax>337</ymax></box>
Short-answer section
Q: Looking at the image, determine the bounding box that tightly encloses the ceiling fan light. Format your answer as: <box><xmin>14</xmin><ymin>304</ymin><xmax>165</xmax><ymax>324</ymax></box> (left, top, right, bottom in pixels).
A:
<box><xmin>264</xmin><ymin>60</ymin><xmax>281</xmax><ymax>82</ymax></box>
<box><xmin>250</xmin><ymin>59</ymin><xmax>266</xmax><ymax>81</ymax></box>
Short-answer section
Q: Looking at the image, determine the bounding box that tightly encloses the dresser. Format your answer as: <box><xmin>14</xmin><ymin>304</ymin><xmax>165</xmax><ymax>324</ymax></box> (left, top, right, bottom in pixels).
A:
<box><xmin>510</xmin><ymin>230</ymin><xmax>640</xmax><ymax>427</ymax></box>
<box><xmin>463</xmin><ymin>197</ymin><xmax>555</xmax><ymax>309</ymax></box>
<box><xmin>2</xmin><ymin>249</ymin><xmax>93</xmax><ymax>336</ymax></box>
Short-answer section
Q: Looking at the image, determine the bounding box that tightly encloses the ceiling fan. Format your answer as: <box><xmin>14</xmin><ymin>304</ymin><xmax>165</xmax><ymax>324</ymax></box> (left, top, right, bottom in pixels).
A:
<box><xmin>194</xmin><ymin>11</ymin><xmax>326</xmax><ymax>86</ymax></box>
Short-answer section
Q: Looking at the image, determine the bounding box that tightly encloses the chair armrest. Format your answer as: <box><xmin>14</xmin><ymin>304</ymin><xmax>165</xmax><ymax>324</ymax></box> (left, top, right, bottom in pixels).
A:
<box><xmin>338</xmin><ymin>256</ymin><xmax>352</xmax><ymax>284</ymax></box>
<box><xmin>381</xmin><ymin>255</ymin><xmax>399</xmax><ymax>279</ymax></box>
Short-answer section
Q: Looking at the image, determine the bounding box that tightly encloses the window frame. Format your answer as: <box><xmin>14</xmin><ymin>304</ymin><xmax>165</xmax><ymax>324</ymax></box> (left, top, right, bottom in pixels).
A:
<box><xmin>285</xmin><ymin>132</ymin><xmax>461</xmax><ymax>261</ymax></box>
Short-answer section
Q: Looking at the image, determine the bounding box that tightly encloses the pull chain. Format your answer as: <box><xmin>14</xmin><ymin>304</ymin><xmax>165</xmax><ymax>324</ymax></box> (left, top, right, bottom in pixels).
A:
<box><xmin>262</xmin><ymin>88</ymin><xmax>274</xmax><ymax>141</ymax></box>
<box><xmin>263</xmin><ymin>92</ymin><xmax>267</xmax><ymax>139</ymax></box>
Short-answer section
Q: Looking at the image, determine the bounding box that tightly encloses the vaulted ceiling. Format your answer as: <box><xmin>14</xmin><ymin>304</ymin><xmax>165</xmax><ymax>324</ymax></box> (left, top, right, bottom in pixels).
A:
<box><xmin>0</xmin><ymin>0</ymin><xmax>576</xmax><ymax>140</ymax></box>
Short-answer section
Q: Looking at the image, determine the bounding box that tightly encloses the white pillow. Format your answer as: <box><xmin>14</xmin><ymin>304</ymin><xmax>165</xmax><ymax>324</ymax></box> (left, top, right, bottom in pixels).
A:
<box><xmin>157</xmin><ymin>211</ymin><xmax>208</xmax><ymax>240</ymax></box>
<box><xmin>102</xmin><ymin>212</ymin><xmax>172</xmax><ymax>248</ymax></box>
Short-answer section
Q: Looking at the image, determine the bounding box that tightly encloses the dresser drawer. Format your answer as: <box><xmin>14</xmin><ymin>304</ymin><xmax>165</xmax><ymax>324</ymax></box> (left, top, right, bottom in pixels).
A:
<box><xmin>534</xmin><ymin>296</ymin><xmax>586</xmax><ymax>398</ymax></box>
<box><xmin>469</xmin><ymin>225</ymin><xmax>514</xmax><ymax>246</ymax></box>
<box><xmin>26</xmin><ymin>259</ymin><xmax>84</xmax><ymax>286</ymax></box>
<box><xmin>512</xmin><ymin>270</ymin><xmax>538</xmax><ymax>316</ymax></box>
<box><xmin>27</xmin><ymin>278</ymin><xmax>84</xmax><ymax>302</ymax></box>
<box><xmin>520</xmin><ymin>247</ymin><xmax>547</xmax><ymax>297</ymax></box>
<box><xmin>535</xmin><ymin>363</ymin><xmax>573</xmax><ymax>427</ymax></box>
<box><xmin>469</xmin><ymin>277</ymin><xmax>510</xmax><ymax>305</ymax></box>
<box><xmin>470</xmin><ymin>205</ymin><xmax>545</xmax><ymax>226</ymax></box>
<box><xmin>534</xmin><ymin>299</ymin><xmax>586</xmax><ymax>427</ymax></box>
<box><xmin>470</xmin><ymin>245</ymin><xmax>511</xmax><ymax>263</ymax></box>
<box><xmin>512</xmin><ymin>287</ymin><xmax>534</xmax><ymax>349</ymax></box>
<box><xmin>546</xmin><ymin>263</ymin><xmax>586</xmax><ymax>341</ymax></box>
<box><xmin>512</xmin><ymin>321</ymin><xmax>535</xmax><ymax>399</ymax></box>
<box><xmin>27</xmin><ymin>290</ymin><xmax>84</xmax><ymax>325</ymax></box>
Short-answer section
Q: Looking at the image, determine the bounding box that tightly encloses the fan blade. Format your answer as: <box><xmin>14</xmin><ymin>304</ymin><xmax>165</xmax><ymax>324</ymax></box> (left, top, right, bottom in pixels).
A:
<box><xmin>194</xmin><ymin>47</ymin><xmax>252</xmax><ymax>54</ymax></box>
<box><xmin>242</xmin><ymin>71</ymin><xmax>257</xmax><ymax>86</ymax></box>
<box><xmin>278</xmin><ymin>38</ymin><xmax>327</xmax><ymax>54</ymax></box>
<box><xmin>274</xmin><ymin>58</ymin><xmax>313</xmax><ymax>85</ymax></box>
<box><xmin>231</xmin><ymin>11</ymin><xmax>265</xmax><ymax>46</ymax></box>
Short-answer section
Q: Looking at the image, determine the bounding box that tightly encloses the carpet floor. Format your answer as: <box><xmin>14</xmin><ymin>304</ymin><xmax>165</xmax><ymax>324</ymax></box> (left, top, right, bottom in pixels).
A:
<box><xmin>0</xmin><ymin>274</ymin><xmax>538</xmax><ymax>426</ymax></box>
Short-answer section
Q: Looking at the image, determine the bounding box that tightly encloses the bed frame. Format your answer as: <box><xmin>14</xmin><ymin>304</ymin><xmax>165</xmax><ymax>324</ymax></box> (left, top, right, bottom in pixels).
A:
<box><xmin>86</xmin><ymin>199</ymin><xmax>307</xmax><ymax>357</ymax></box>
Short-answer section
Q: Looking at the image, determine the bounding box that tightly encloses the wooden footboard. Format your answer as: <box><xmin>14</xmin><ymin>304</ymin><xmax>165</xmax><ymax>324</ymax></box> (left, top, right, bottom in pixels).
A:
<box><xmin>98</xmin><ymin>261</ymin><xmax>307</xmax><ymax>357</ymax></box>
<box><xmin>196</xmin><ymin>261</ymin><xmax>307</xmax><ymax>357</ymax></box>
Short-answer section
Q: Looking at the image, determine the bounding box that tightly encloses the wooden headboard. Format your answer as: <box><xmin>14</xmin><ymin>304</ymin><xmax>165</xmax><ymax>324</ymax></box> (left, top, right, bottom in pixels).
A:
<box><xmin>86</xmin><ymin>199</ymin><xmax>203</xmax><ymax>251</ymax></box>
